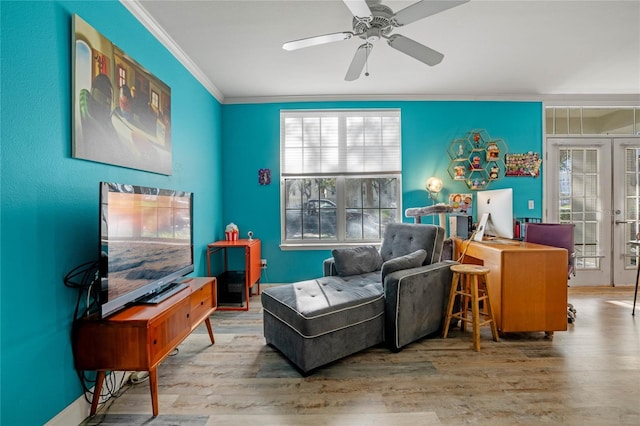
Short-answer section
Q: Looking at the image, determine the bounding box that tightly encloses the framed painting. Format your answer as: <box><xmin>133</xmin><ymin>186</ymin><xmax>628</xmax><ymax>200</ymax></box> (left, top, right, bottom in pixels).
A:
<box><xmin>72</xmin><ymin>15</ymin><xmax>172</xmax><ymax>175</ymax></box>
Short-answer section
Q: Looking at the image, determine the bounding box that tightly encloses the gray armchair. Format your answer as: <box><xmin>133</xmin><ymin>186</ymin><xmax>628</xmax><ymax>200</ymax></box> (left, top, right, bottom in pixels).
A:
<box><xmin>324</xmin><ymin>223</ymin><xmax>456</xmax><ymax>351</ymax></box>
<box><xmin>262</xmin><ymin>223</ymin><xmax>456</xmax><ymax>373</ymax></box>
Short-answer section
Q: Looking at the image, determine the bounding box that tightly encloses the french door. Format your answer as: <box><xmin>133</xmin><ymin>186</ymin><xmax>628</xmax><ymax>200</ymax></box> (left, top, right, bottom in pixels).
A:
<box><xmin>546</xmin><ymin>137</ymin><xmax>640</xmax><ymax>286</ymax></box>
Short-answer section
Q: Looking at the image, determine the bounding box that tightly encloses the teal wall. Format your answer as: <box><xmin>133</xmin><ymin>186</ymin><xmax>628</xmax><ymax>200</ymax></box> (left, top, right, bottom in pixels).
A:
<box><xmin>0</xmin><ymin>1</ymin><xmax>222</xmax><ymax>424</ymax></box>
<box><xmin>222</xmin><ymin>101</ymin><xmax>543</xmax><ymax>282</ymax></box>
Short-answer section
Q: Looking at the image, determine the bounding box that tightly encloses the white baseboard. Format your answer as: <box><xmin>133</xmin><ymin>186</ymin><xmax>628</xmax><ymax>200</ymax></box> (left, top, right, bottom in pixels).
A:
<box><xmin>45</xmin><ymin>371</ymin><xmax>130</xmax><ymax>425</ymax></box>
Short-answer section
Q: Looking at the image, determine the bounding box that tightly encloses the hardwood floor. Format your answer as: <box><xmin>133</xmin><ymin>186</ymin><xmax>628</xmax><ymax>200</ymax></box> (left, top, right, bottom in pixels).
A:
<box><xmin>82</xmin><ymin>286</ymin><xmax>639</xmax><ymax>425</ymax></box>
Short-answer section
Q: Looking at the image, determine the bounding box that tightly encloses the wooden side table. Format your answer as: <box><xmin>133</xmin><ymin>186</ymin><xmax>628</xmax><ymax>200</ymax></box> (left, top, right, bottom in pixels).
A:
<box><xmin>207</xmin><ymin>239</ymin><xmax>261</xmax><ymax>311</ymax></box>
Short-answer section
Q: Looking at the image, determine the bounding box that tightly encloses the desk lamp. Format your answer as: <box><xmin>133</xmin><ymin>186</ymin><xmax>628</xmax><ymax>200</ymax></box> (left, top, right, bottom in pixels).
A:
<box><xmin>426</xmin><ymin>177</ymin><xmax>443</xmax><ymax>204</ymax></box>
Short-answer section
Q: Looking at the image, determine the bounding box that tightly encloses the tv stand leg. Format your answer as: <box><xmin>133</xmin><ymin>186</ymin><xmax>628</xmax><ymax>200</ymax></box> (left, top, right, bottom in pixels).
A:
<box><xmin>205</xmin><ymin>318</ymin><xmax>215</xmax><ymax>344</ymax></box>
<box><xmin>149</xmin><ymin>368</ymin><xmax>159</xmax><ymax>416</ymax></box>
<box><xmin>90</xmin><ymin>370</ymin><xmax>106</xmax><ymax>416</ymax></box>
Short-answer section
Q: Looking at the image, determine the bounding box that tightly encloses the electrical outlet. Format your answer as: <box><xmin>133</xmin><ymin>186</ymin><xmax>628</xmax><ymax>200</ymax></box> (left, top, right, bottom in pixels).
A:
<box><xmin>528</xmin><ymin>200</ymin><xmax>534</xmax><ymax>209</ymax></box>
<box><xmin>260</xmin><ymin>259</ymin><xmax>267</xmax><ymax>268</ymax></box>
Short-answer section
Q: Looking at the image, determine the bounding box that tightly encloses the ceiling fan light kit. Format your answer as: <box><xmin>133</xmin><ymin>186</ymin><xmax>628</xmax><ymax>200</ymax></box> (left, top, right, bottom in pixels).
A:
<box><xmin>282</xmin><ymin>0</ymin><xmax>469</xmax><ymax>81</ymax></box>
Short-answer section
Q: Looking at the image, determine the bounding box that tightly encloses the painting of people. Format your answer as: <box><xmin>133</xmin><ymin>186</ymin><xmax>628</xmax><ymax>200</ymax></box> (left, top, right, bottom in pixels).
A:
<box><xmin>73</xmin><ymin>15</ymin><xmax>172</xmax><ymax>175</ymax></box>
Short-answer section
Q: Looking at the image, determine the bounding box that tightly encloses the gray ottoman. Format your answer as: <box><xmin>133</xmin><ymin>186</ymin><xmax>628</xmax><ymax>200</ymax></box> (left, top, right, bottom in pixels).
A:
<box><xmin>261</xmin><ymin>273</ymin><xmax>384</xmax><ymax>374</ymax></box>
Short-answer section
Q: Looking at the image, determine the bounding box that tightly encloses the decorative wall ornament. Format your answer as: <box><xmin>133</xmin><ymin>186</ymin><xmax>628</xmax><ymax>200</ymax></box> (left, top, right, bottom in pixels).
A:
<box><xmin>258</xmin><ymin>168</ymin><xmax>271</xmax><ymax>185</ymax></box>
<box><xmin>447</xmin><ymin>129</ymin><xmax>508</xmax><ymax>190</ymax></box>
<box><xmin>506</xmin><ymin>152</ymin><xmax>542</xmax><ymax>177</ymax></box>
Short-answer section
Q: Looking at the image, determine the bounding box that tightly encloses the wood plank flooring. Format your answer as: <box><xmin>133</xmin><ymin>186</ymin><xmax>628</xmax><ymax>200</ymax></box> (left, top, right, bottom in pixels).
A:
<box><xmin>82</xmin><ymin>286</ymin><xmax>640</xmax><ymax>425</ymax></box>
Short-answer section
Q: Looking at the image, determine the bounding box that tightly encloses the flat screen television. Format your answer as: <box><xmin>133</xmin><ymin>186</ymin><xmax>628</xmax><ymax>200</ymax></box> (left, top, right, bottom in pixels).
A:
<box><xmin>474</xmin><ymin>188</ymin><xmax>514</xmax><ymax>240</ymax></box>
<box><xmin>98</xmin><ymin>182</ymin><xmax>194</xmax><ymax>318</ymax></box>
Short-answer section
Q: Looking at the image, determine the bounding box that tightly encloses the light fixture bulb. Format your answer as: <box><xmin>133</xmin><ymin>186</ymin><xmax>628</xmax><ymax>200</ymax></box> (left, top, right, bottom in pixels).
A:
<box><xmin>426</xmin><ymin>177</ymin><xmax>443</xmax><ymax>204</ymax></box>
<box><xmin>426</xmin><ymin>177</ymin><xmax>443</xmax><ymax>194</ymax></box>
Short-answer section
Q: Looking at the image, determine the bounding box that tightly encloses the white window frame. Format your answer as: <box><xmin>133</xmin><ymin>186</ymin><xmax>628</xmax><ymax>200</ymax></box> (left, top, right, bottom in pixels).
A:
<box><xmin>280</xmin><ymin>109</ymin><xmax>402</xmax><ymax>249</ymax></box>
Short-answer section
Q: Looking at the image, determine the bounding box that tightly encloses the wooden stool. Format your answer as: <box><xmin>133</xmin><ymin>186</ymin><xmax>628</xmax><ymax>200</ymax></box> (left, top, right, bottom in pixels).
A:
<box><xmin>442</xmin><ymin>264</ymin><xmax>499</xmax><ymax>351</ymax></box>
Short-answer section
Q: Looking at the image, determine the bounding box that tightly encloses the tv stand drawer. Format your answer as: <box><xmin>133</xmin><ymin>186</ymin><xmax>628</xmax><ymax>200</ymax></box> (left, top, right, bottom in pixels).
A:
<box><xmin>149</xmin><ymin>298</ymin><xmax>191</xmax><ymax>367</ymax></box>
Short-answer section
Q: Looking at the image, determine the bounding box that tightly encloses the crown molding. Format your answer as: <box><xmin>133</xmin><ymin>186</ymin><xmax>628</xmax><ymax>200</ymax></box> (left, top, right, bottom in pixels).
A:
<box><xmin>120</xmin><ymin>0</ymin><xmax>224</xmax><ymax>103</ymax></box>
<box><xmin>221</xmin><ymin>93</ymin><xmax>640</xmax><ymax>105</ymax></box>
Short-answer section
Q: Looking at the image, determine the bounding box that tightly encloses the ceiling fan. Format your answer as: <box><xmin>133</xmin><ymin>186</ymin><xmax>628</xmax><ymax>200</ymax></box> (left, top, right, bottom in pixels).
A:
<box><xmin>282</xmin><ymin>0</ymin><xmax>469</xmax><ymax>81</ymax></box>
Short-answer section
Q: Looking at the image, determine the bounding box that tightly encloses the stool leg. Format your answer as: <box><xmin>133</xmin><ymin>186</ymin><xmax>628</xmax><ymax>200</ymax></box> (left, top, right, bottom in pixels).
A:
<box><xmin>481</xmin><ymin>276</ymin><xmax>500</xmax><ymax>342</ymax></box>
<box><xmin>442</xmin><ymin>272</ymin><xmax>460</xmax><ymax>338</ymax></box>
<box><xmin>460</xmin><ymin>274</ymin><xmax>468</xmax><ymax>333</ymax></box>
<box><xmin>471</xmin><ymin>275</ymin><xmax>481</xmax><ymax>351</ymax></box>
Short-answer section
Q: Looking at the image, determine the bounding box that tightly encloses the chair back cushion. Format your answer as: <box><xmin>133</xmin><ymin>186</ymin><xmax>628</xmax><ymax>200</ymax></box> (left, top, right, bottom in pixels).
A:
<box><xmin>331</xmin><ymin>245</ymin><xmax>383</xmax><ymax>277</ymax></box>
<box><xmin>379</xmin><ymin>223</ymin><xmax>445</xmax><ymax>265</ymax></box>
<box><xmin>524</xmin><ymin>223</ymin><xmax>575</xmax><ymax>275</ymax></box>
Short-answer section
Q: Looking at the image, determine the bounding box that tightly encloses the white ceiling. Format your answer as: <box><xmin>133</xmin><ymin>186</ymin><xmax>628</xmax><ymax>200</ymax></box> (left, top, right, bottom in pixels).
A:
<box><xmin>128</xmin><ymin>0</ymin><xmax>640</xmax><ymax>104</ymax></box>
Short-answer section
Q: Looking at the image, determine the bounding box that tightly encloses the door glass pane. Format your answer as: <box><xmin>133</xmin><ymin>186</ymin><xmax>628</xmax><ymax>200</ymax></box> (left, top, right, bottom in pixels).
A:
<box><xmin>558</xmin><ymin>148</ymin><xmax>600</xmax><ymax>269</ymax></box>
<box><xmin>623</xmin><ymin>148</ymin><xmax>640</xmax><ymax>267</ymax></box>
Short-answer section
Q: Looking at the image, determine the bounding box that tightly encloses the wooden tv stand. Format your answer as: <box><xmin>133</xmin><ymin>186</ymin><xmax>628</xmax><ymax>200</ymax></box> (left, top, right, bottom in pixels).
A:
<box><xmin>73</xmin><ymin>277</ymin><xmax>217</xmax><ymax>416</ymax></box>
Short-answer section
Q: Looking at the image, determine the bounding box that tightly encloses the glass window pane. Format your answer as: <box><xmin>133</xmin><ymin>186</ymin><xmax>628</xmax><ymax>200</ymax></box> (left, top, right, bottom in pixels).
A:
<box><xmin>545</xmin><ymin>108</ymin><xmax>554</xmax><ymax>134</ymax></box>
<box><xmin>362</xmin><ymin>179</ymin><xmax>380</xmax><ymax>209</ymax></box>
<box><xmin>569</xmin><ymin>107</ymin><xmax>581</xmax><ymax>134</ymax></box>
<box><xmin>555</xmin><ymin>108</ymin><xmax>568</xmax><ymax>134</ymax></box>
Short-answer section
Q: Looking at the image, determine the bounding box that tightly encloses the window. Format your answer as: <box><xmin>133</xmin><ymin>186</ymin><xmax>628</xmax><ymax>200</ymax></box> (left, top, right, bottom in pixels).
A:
<box><xmin>150</xmin><ymin>90</ymin><xmax>159</xmax><ymax>110</ymax></box>
<box><xmin>281</xmin><ymin>110</ymin><xmax>402</xmax><ymax>246</ymax></box>
<box><xmin>117</xmin><ymin>65</ymin><xmax>126</xmax><ymax>89</ymax></box>
<box><xmin>545</xmin><ymin>106</ymin><xmax>640</xmax><ymax>135</ymax></box>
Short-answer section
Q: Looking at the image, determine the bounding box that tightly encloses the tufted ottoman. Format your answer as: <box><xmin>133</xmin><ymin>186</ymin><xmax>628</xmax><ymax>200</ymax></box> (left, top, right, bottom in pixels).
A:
<box><xmin>261</xmin><ymin>272</ymin><xmax>384</xmax><ymax>374</ymax></box>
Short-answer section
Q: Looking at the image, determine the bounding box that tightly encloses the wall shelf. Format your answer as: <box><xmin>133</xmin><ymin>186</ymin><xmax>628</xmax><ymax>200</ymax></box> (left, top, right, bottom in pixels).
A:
<box><xmin>447</xmin><ymin>129</ymin><xmax>508</xmax><ymax>190</ymax></box>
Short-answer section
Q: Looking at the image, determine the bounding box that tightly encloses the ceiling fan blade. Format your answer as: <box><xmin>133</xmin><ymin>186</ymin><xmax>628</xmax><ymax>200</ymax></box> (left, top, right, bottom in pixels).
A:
<box><xmin>393</xmin><ymin>0</ymin><xmax>469</xmax><ymax>26</ymax></box>
<box><xmin>343</xmin><ymin>0</ymin><xmax>372</xmax><ymax>18</ymax></box>
<box><xmin>345</xmin><ymin>43</ymin><xmax>373</xmax><ymax>81</ymax></box>
<box><xmin>387</xmin><ymin>34</ymin><xmax>444</xmax><ymax>66</ymax></box>
<box><xmin>283</xmin><ymin>32</ymin><xmax>354</xmax><ymax>51</ymax></box>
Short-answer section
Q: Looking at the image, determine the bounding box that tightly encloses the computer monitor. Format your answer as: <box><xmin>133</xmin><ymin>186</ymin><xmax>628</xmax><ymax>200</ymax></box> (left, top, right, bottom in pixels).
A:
<box><xmin>474</xmin><ymin>188</ymin><xmax>514</xmax><ymax>240</ymax></box>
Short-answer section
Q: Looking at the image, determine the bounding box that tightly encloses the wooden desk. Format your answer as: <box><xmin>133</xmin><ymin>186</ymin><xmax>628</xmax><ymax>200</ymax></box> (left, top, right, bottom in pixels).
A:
<box><xmin>207</xmin><ymin>239</ymin><xmax>261</xmax><ymax>311</ymax></box>
<box><xmin>73</xmin><ymin>277</ymin><xmax>216</xmax><ymax>416</ymax></box>
<box><xmin>454</xmin><ymin>238</ymin><xmax>568</xmax><ymax>334</ymax></box>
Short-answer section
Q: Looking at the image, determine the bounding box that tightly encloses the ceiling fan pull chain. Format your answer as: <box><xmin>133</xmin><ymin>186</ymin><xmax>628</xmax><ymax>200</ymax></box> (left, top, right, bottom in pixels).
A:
<box><xmin>365</xmin><ymin>43</ymin><xmax>370</xmax><ymax>77</ymax></box>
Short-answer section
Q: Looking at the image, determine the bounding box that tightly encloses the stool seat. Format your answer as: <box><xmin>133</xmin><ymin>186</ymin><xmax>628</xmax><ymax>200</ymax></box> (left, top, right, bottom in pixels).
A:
<box><xmin>450</xmin><ymin>264</ymin><xmax>490</xmax><ymax>275</ymax></box>
<box><xmin>443</xmin><ymin>263</ymin><xmax>499</xmax><ymax>351</ymax></box>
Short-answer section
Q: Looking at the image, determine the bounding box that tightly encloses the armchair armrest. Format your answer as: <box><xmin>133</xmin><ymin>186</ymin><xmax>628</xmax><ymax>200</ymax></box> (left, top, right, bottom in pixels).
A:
<box><xmin>323</xmin><ymin>257</ymin><xmax>337</xmax><ymax>276</ymax></box>
<box><xmin>384</xmin><ymin>260</ymin><xmax>457</xmax><ymax>351</ymax></box>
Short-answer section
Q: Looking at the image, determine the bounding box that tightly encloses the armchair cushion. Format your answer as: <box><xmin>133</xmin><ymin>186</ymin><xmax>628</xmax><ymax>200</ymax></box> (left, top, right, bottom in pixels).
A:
<box><xmin>331</xmin><ymin>245</ymin><xmax>383</xmax><ymax>277</ymax></box>
<box><xmin>381</xmin><ymin>249</ymin><xmax>427</xmax><ymax>282</ymax></box>
<box><xmin>379</xmin><ymin>223</ymin><xmax>444</xmax><ymax>265</ymax></box>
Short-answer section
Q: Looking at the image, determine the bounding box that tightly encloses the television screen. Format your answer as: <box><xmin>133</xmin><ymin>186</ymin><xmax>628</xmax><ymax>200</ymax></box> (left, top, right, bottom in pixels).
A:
<box><xmin>99</xmin><ymin>182</ymin><xmax>194</xmax><ymax>318</ymax></box>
